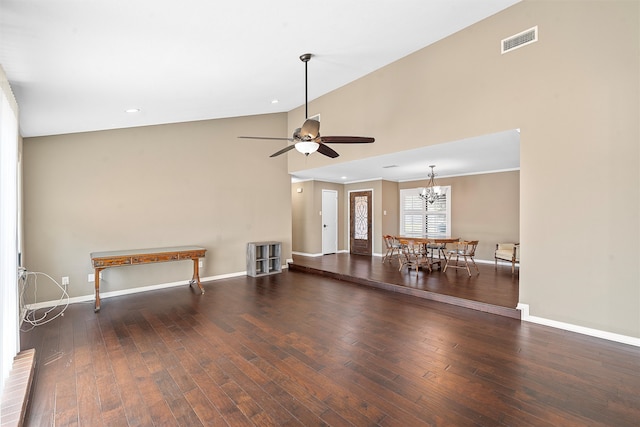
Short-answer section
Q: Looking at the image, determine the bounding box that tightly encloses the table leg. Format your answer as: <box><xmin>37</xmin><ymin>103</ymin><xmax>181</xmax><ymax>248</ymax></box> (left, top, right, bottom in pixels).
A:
<box><xmin>190</xmin><ymin>258</ymin><xmax>204</xmax><ymax>294</ymax></box>
<box><xmin>94</xmin><ymin>267</ymin><xmax>104</xmax><ymax>312</ymax></box>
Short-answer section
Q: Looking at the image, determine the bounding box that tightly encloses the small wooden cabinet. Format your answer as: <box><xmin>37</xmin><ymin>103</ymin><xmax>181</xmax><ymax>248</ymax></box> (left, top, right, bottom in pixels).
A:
<box><xmin>246</xmin><ymin>241</ymin><xmax>282</xmax><ymax>277</ymax></box>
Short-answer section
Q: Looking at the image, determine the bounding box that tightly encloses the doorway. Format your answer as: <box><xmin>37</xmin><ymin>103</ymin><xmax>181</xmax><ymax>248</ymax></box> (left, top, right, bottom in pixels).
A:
<box><xmin>349</xmin><ymin>190</ymin><xmax>372</xmax><ymax>256</ymax></box>
<box><xmin>322</xmin><ymin>189</ymin><xmax>338</xmax><ymax>254</ymax></box>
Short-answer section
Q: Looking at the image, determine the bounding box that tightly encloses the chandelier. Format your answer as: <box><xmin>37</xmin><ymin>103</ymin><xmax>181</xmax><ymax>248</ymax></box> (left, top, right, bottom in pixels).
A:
<box><xmin>419</xmin><ymin>165</ymin><xmax>445</xmax><ymax>204</ymax></box>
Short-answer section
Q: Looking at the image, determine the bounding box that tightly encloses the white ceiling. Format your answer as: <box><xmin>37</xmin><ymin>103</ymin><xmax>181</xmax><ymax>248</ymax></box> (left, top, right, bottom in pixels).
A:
<box><xmin>0</xmin><ymin>0</ymin><xmax>521</xmax><ymax>181</ymax></box>
<box><xmin>291</xmin><ymin>129</ymin><xmax>520</xmax><ymax>184</ymax></box>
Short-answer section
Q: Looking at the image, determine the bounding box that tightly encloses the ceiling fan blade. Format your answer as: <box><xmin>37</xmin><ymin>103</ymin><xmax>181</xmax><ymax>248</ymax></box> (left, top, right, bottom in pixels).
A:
<box><xmin>320</xmin><ymin>136</ymin><xmax>375</xmax><ymax>144</ymax></box>
<box><xmin>317</xmin><ymin>143</ymin><xmax>339</xmax><ymax>158</ymax></box>
<box><xmin>300</xmin><ymin>119</ymin><xmax>320</xmax><ymax>139</ymax></box>
<box><xmin>238</xmin><ymin>136</ymin><xmax>293</xmax><ymax>141</ymax></box>
<box><xmin>269</xmin><ymin>145</ymin><xmax>297</xmax><ymax>157</ymax></box>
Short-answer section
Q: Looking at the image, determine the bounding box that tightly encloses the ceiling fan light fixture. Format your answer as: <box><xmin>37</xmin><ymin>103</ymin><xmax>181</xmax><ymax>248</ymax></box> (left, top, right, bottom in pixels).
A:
<box><xmin>295</xmin><ymin>141</ymin><xmax>319</xmax><ymax>155</ymax></box>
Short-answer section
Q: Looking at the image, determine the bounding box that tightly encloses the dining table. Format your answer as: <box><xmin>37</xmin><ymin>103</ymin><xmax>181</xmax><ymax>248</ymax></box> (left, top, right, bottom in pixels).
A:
<box><xmin>395</xmin><ymin>236</ymin><xmax>459</xmax><ymax>269</ymax></box>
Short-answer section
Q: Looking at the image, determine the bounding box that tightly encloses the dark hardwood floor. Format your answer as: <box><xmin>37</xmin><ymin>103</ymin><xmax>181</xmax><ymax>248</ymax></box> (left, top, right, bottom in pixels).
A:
<box><xmin>290</xmin><ymin>253</ymin><xmax>521</xmax><ymax>318</ymax></box>
<box><xmin>21</xmin><ymin>268</ymin><xmax>640</xmax><ymax>426</ymax></box>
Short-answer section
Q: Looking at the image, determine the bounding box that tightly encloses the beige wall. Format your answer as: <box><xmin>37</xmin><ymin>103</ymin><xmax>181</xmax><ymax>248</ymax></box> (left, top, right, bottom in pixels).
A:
<box><xmin>287</xmin><ymin>1</ymin><xmax>640</xmax><ymax>337</ymax></box>
<box><xmin>291</xmin><ymin>180</ymin><xmax>345</xmax><ymax>254</ymax></box>
<box><xmin>23</xmin><ymin>113</ymin><xmax>291</xmax><ymax>301</ymax></box>
<box><xmin>381</xmin><ymin>180</ymin><xmax>399</xmax><ymax>237</ymax></box>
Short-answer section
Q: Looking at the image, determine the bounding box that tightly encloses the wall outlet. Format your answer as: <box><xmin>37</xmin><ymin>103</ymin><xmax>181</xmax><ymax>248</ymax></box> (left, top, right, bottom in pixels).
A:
<box><xmin>88</xmin><ymin>272</ymin><xmax>103</xmax><ymax>282</ymax></box>
<box><xmin>62</xmin><ymin>276</ymin><xmax>69</xmax><ymax>286</ymax></box>
<box><xmin>198</xmin><ymin>260</ymin><xmax>203</xmax><ymax>268</ymax></box>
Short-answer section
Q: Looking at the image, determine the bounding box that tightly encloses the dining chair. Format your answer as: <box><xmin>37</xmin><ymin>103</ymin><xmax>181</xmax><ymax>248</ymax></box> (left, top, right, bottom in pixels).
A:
<box><xmin>425</xmin><ymin>240</ymin><xmax>446</xmax><ymax>269</ymax></box>
<box><xmin>398</xmin><ymin>239</ymin><xmax>431</xmax><ymax>273</ymax></box>
<box><xmin>495</xmin><ymin>243</ymin><xmax>519</xmax><ymax>274</ymax></box>
<box><xmin>443</xmin><ymin>240</ymin><xmax>479</xmax><ymax>276</ymax></box>
<box><xmin>382</xmin><ymin>235</ymin><xmax>402</xmax><ymax>264</ymax></box>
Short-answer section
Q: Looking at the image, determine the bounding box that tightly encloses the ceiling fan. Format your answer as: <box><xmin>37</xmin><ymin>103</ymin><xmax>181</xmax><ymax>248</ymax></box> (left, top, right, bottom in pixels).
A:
<box><xmin>238</xmin><ymin>53</ymin><xmax>375</xmax><ymax>158</ymax></box>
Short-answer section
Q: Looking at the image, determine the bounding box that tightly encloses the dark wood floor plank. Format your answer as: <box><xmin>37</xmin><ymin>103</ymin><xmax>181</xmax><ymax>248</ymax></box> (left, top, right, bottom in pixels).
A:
<box><xmin>106</xmin><ymin>346</ymin><xmax>156</xmax><ymax>426</ymax></box>
<box><xmin>215</xmin><ymin>354</ymin><xmax>300</xmax><ymax>426</ymax></box>
<box><xmin>183</xmin><ymin>387</ymin><xmax>227</xmax><ymax>426</ymax></box>
<box><xmin>20</xmin><ymin>264</ymin><xmax>640</xmax><ymax>427</ymax></box>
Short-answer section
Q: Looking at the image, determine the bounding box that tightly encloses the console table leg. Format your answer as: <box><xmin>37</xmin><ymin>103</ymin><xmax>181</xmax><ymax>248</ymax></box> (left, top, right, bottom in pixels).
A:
<box><xmin>191</xmin><ymin>258</ymin><xmax>204</xmax><ymax>294</ymax></box>
<box><xmin>94</xmin><ymin>268</ymin><xmax>103</xmax><ymax>312</ymax></box>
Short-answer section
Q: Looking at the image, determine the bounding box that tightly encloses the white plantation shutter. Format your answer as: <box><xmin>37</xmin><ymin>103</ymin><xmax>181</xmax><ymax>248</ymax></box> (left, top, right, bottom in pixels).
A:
<box><xmin>425</xmin><ymin>196</ymin><xmax>448</xmax><ymax>236</ymax></box>
<box><xmin>400</xmin><ymin>187</ymin><xmax>451</xmax><ymax>237</ymax></box>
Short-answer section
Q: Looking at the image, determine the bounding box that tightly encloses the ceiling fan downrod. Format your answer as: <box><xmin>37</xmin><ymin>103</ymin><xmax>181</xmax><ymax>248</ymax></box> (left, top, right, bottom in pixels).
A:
<box><xmin>300</xmin><ymin>53</ymin><xmax>312</xmax><ymax>119</ymax></box>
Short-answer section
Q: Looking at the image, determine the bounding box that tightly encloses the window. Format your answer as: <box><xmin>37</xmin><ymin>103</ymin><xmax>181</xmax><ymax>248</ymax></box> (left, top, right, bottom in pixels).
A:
<box><xmin>399</xmin><ymin>187</ymin><xmax>451</xmax><ymax>237</ymax></box>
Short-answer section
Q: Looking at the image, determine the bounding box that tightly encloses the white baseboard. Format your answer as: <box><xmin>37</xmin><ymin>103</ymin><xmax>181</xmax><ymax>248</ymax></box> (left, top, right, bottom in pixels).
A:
<box><xmin>517</xmin><ymin>303</ymin><xmax>640</xmax><ymax>347</ymax></box>
<box><xmin>292</xmin><ymin>251</ymin><xmax>324</xmax><ymax>257</ymax></box>
<box><xmin>25</xmin><ymin>270</ymin><xmax>249</xmax><ymax>311</ymax></box>
<box><xmin>25</xmin><ymin>262</ymin><xmax>297</xmax><ymax>312</ymax></box>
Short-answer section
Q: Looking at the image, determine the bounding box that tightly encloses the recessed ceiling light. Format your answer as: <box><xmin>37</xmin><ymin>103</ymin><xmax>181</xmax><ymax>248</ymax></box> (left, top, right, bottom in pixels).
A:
<box><xmin>271</xmin><ymin>99</ymin><xmax>279</xmax><ymax>104</ymax></box>
<box><xmin>341</xmin><ymin>176</ymin><xmax>347</xmax><ymax>180</ymax></box>
<box><xmin>125</xmin><ymin>108</ymin><xmax>140</xmax><ymax>113</ymax></box>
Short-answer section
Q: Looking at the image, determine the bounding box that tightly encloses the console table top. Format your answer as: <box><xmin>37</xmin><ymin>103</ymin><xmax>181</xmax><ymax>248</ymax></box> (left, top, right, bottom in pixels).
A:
<box><xmin>91</xmin><ymin>245</ymin><xmax>206</xmax><ymax>259</ymax></box>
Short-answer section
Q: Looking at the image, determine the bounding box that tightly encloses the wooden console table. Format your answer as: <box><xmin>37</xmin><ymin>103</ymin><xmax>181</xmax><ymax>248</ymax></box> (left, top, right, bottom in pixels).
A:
<box><xmin>90</xmin><ymin>246</ymin><xmax>206</xmax><ymax>312</ymax></box>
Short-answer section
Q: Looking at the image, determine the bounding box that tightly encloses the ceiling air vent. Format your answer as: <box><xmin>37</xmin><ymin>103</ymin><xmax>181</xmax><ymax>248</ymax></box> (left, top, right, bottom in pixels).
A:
<box><xmin>501</xmin><ymin>26</ymin><xmax>537</xmax><ymax>54</ymax></box>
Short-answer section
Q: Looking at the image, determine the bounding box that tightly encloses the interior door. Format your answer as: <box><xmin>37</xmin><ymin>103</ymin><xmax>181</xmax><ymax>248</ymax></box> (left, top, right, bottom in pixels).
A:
<box><xmin>349</xmin><ymin>190</ymin><xmax>372</xmax><ymax>256</ymax></box>
<box><xmin>322</xmin><ymin>190</ymin><xmax>338</xmax><ymax>254</ymax></box>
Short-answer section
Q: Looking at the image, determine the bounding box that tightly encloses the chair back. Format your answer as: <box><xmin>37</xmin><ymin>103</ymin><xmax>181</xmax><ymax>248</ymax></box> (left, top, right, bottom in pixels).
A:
<box><xmin>457</xmin><ymin>240</ymin><xmax>479</xmax><ymax>256</ymax></box>
<box><xmin>383</xmin><ymin>235</ymin><xmax>393</xmax><ymax>250</ymax></box>
<box><xmin>384</xmin><ymin>235</ymin><xmax>400</xmax><ymax>249</ymax></box>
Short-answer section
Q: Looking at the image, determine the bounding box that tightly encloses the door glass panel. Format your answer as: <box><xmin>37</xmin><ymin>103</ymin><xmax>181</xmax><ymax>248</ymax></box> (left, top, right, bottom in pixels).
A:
<box><xmin>355</xmin><ymin>196</ymin><xmax>368</xmax><ymax>240</ymax></box>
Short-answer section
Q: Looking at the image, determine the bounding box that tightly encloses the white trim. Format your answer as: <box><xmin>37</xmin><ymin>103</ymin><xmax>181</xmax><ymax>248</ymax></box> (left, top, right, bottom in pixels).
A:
<box><xmin>517</xmin><ymin>303</ymin><xmax>640</xmax><ymax>347</ymax></box>
<box><xmin>292</xmin><ymin>251</ymin><xmax>324</xmax><ymax>257</ymax></box>
<box><xmin>397</xmin><ymin>168</ymin><xmax>520</xmax><ymax>183</ymax></box>
<box><xmin>475</xmin><ymin>258</ymin><xmax>515</xmax><ymax>266</ymax></box>
<box><xmin>342</xmin><ymin>177</ymin><xmax>384</xmax><ymax>185</ymax></box>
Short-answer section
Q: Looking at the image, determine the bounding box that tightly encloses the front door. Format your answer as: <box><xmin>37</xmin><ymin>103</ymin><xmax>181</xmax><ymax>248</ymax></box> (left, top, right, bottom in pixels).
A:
<box><xmin>349</xmin><ymin>190</ymin><xmax>372</xmax><ymax>256</ymax></box>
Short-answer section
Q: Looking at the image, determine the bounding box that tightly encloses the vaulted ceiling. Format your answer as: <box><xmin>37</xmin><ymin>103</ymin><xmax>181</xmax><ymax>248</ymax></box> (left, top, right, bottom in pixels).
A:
<box><xmin>0</xmin><ymin>0</ymin><xmax>520</xmax><ymax>138</ymax></box>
